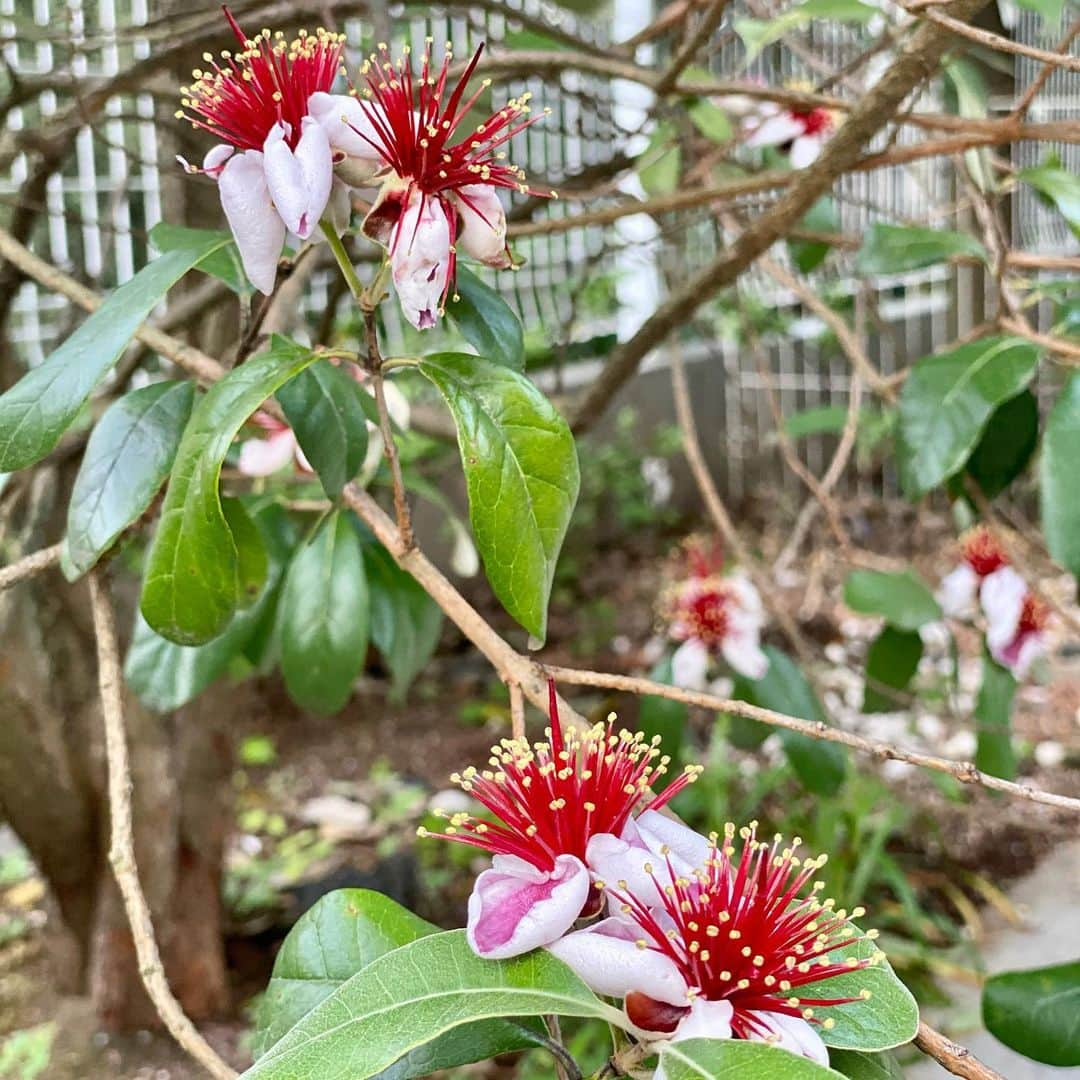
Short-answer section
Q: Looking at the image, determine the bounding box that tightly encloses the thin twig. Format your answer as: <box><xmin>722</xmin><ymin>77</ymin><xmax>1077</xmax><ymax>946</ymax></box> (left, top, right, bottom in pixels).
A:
<box><xmin>542</xmin><ymin>665</ymin><xmax>1080</xmax><ymax>813</ymax></box>
<box><xmin>1010</xmin><ymin>19</ymin><xmax>1080</xmax><ymax>119</ymax></box>
<box><xmin>669</xmin><ymin>342</ymin><xmax>817</xmax><ymax>667</ymax></box>
<box><xmin>87</xmin><ymin>570</ymin><xmax>237</xmax><ymax>1080</ymax></box>
<box><xmin>915</xmin><ymin>1021</ymin><xmax>1007</xmax><ymax>1080</ymax></box>
<box><xmin>654</xmin><ymin>0</ymin><xmax>730</xmax><ymax>96</ymax></box>
<box><xmin>0</xmin><ymin>542</ymin><xmax>62</xmax><ymax>591</ymax></box>
<box><xmin>509</xmin><ymin>681</ymin><xmax>526</xmax><ymax>741</ymax></box>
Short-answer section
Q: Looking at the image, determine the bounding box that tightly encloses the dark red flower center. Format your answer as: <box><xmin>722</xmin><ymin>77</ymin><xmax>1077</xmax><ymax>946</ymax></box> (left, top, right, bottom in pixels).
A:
<box><xmin>962</xmin><ymin>525</ymin><xmax>1009</xmax><ymax>577</ymax></box>
<box><xmin>792</xmin><ymin>107</ymin><xmax>832</xmax><ymax>137</ymax></box>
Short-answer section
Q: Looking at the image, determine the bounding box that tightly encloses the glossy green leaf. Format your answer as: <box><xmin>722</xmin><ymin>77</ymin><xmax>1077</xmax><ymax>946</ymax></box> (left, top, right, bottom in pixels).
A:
<box><xmin>417</xmin><ymin>353</ymin><xmax>579</xmax><ymax>642</ymax></box>
<box><xmin>733</xmin><ymin>646</ymin><xmax>847</xmax><ymax>795</ymax></box>
<box><xmin>238</xmin><ymin>929</ymin><xmax>621</xmax><ymax>1080</ymax></box>
<box><xmin>974</xmin><ymin>651</ymin><xmax>1016</xmax><ymax>781</ymax></box>
<box><xmin>252</xmin><ymin>890</ymin><xmax>540</xmax><ymax>1073</ymax></box>
<box><xmin>789</xmin><ymin>197</ymin><xmax>839</xmax><ymax>274</ymax></box>
<box><xmin>687</xmin><ymin>99</ymin><xmax>733</xmax><ymax>142</ymax></box>
<box><xmin>660</xmin><ymin>1039</ymin><xmax>845</xmax><ymax>1079</ymax></box>
<box><xmin>983</xmin><ymin>960</ymin><xmax>1080</xmax><ymax>1066</ymax></box>
<box><xmin>1018</xmin><ymin>159</ymin><xmax>1080</xmax><ymax>239</ymax></box>
<box><xmin>897</xmin><ymin>336</ymin><xmax>1040</xmax><ymax>498</ymax></box>
<box><xmin>140</xmin><ymin>336</ymin><xmax>317</xmax><ymax>645</ymax></box>
<box><xmin>0</xmin><ymin>231</ymin><xmax>229</xmax><ymax>472</ymax></box>
<box><xmin>364</xmin><ymin>543</ymin><xmax>443</xmax><ymax>702</ymax></box>
<box><xmin>277</xmin><ymin>359</ymin><xmax>369</xmax><ymax>498</ymax></box>
<box><xmin>280</xmin><ymin>512</ymin><xmax>368</xmax><ymax>715</ymax></box>
<box><xmin>640</xmin><ymin>121</ymin><xmax>681</xmax><ymax>196</ymax></box>
<box><xmin>829</xmin><ymin>1049</ymin><xmax>904</xmax><ymax>1079</ymax></box>
<box><xmin>944</xmin><ymin>60</ymin><xmax>993</xmax><ymax>193</ymax></box>
<box><xmin>221</xmin><ymin>498</ymin><xmax>269</xmax><ymax>610</ymax></box>
<box><xmin>855</xmin><ymin>224</ymin><xmax>987</xmax><ymax>276</ymax></box>
<box><xmin>1040</xmin><ymin>372</ymin><xmax>1080</xmax><ymax>578</ymax></box>
<box><xmin>964</xmin><ymin>389</ymin><xmax>1038</xmax><ymax>499</ymax></box>
<box><xmin>149</xmin><ymin>222</ymin><xmax>250</xmax><ymax>295</ymax></box>
<box><xmin>843</xmin><ymin>569</ymin><xmax>941</xmax><ymax>631</ymax></box>
<box><xmin>815</xmin><ymin>935</ymin><xmax>920</xmax><ymax>1051</ymax></box>
<box><xmin>447</xmin><ymin>267</ymin><xmax>525</xmax><ymax>372</ymax></box>
<box><xmin>63</xmin><ymin>381</ymin><xmax>194</xmax><ymax>578</ymax></box>
<box><xmin>124</xmin><ymin>503</ymin><xmax>286</xmax><ymax>712</ymax></box>
<box><xmin>863</xmin><ymin>626</ymin><xmax>922</xmax><ymax>713</ymax></box>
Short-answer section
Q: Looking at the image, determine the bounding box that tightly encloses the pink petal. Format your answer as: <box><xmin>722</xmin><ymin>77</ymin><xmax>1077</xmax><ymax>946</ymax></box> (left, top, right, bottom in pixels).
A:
<box><xmin>453</xmin><ymin>184</ymin><xmax>511</xmax><ymax>269</ymax></box>
<box><xmin>745</xmin><ymin>1010</ymin><xmax>829</xmax><ymax>1066</ymax></box>
<box><xmin>237</xmin><ymin>429</ymin><xmax>298</xmax><ymax>477</ymax></box>
<box><xmin>218</xmin><ymin>150</ymin><xmax>286</xmax><ymax>295</ymax></box>
<box><xmin>547</xmin><ymin>917</ymin><xmax>689</xmax><ymax>1005</ymax></box>
<box><xmin>466</xmin><ymin>853</ymin><xmax>590</xmax><ymax>959</ymax></box>
<box><xmin>390</xmin><ymin>191</ymin><xmax>452</xmax><ymax>330</ymax></box>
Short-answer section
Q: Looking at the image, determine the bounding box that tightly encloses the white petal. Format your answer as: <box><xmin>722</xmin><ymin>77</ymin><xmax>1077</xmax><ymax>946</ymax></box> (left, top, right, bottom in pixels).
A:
<box><xmin>938</xmin><ymin>563</ymin><xmax>979</xmax><ymax>618</ymax></box>
<box><xmin>548</xmin><ymin>918</ymin><xmax>689</xmax><ymax>1005</ymax></box>
<box><xmin>980</xmin><ymin>566</ymin><xmax>1027</xmax><ymax>652</ymax></box>
<box><xmin>671</xmin><ymin>638</ymin><xmax>710</xmax><ymax>691</ymax></box>
<box><xmin>634</xmin><ymin>810</ymin><xmax>712</xmax><ymax>871</ymax></box>
<box><xmin>721</xmin><ymin>626</ymin><xmax>770</xmax><ymax>680</ymax></box>
<box><xmin>390</xmin><ymin>191</ymin><xmax>452</xmax><ymax>330</ymax></box>
<box><xmin>202</xmin><ymin>143</ymin><xmax>234</xmax><ymax>176</ymax></box>
<box><xmin>745</xmin><ymin>1011</ymin><xmax>829</xmax><ymax>1066</ymax></box>
<box><xmin>585</xmin><ymin>831</ymin><xmax>664</xmax><ymax>905</ymax></box>
<box><xmin>308</xmin><ymin>92</ymin><xmax>388</xmax><ymax>186</ymax></box>
<box><xmin>1010</xmin><ymin>632</ymin><xmax>1044</xmax><ymax>679</ymax></box>
<box><xmin>671</xmin><ymin>998</ymin><xmax>735</xmax><ymax>1043</ymax></box>
<box><xmin>237</xmin><ymin>429</ymin><xmax>298</xmax><ymax>477</ymax></box>
<box><xmin>466</xmin><ymin>853</ymin><xmax>590</xmax><ymax>959</ymax></box>
<box><xmin>790</xmin><ymin>134</ymin><xmax>824</xmax><ymax>168</ymax></box>
<box><xmin>745</xmin><ymin>111</ymin><xmax>805</xmax><ymax>148</ymax></box>
<box><xmin>453</xmin><ymin>184</ymin><xmax>511</xmax><ymax>269</ymax></box>
<box><xmin>218</xmin><ymin>150</ymin><xmax>286</xmax><ymax>295</ymax></box>
<box><xmin>263</xmin><ymin>119</ymin><xmax>333</xmax><ymax>240</ymax></box>
<box><xmin>449</xmin><ymin>517</ymin><xmax>480</xmax><ymax>577</ymax></box>
<box><xmin>728</xmin><ymin>572</ymin><xmax>765</xmax><ymax>619</ymax></box>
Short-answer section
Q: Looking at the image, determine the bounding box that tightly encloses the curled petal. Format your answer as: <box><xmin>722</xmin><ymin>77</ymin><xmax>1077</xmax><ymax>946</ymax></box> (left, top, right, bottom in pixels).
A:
<box><xmin>388</xmin><ymin>191</ymin><xmax>453</xmax><ymax>330</ymax></box>
<box><xmin>218</xmin><ymin>150</ymin><xmax>286</xmax><ymax>295</ymax></box>
<box><xmin>996</xmin><ymin>629</ymin><xmax>1044</xmax><ymax>679</ymax></box>
<box><xmin>980</xmin><ymin>566</ymin><xmax>1027</xmax><ymax>654</ymax></box>
<box><xmin>671</xmin><ymin>638</ymin><xmax>710</xmax><ymax>691</ymax></box>
<box><xmin>789</xmin><ymin>133</ymin><xmax>824</xmax><ymax>169</ymax></box>
<box><xmin>466</xmin><ymin>853</ymin><xmax>589</xmax><ymax>959</ymax></box>
<box><xmin>238</xmin><ymin>428</ymin><xmax>299</xmax><ymax>477</ymax></box>
<box><xmin>745</xmin><ymin>111</ymin><xmax>805</xmax><ymax>148</ymax></box>
<box><xmin>654</xmin><ymin>999</ymin><xmax>736</xmax><ymax>1080</ymax></box>
<box><xmin>202</xmin><ymin>143</ymin><xmax>234</xmax><ymax>176</ymax></box>
<box><xmin>453</xmin><ymin>184</ymin><xmax>511</xmax><ymax>269</ymax></box>
<box><xmin>263</xmin><ymin>119</ymin><xmax>333</xmax><ymax>240</ymax></box>
<box><xmin>745</xmin><ymin>1011</ymin><xmax>829</xmax><ymax>1066</ymax></box>
<box><xmin>547</xmin><ymin>917</ymin><xmax>689</xmax><ymax>1005</ymax></box>
<box><xmin>633</xmin><ymin>810</ymin><xmax>712</xmax><ymax>871</ymax></box>
<box><xmin>308</xmin><ymin>92</ymin><xmax>389</xmax><ymax>187</ymax></box>
<box><xmin>938</xmin><ymin>563</ymin><xmax>979</xmax><ymax>618</ymax></box>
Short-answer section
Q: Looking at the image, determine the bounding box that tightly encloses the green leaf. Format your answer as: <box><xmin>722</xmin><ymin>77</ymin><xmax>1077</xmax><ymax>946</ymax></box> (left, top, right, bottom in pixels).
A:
<box><xmin>660</xmin><ymin>1038</ymin><xmax>845</xmax><ymax>1079</ymax></box>
<box><xmin>944</xmin><ymin>60</ymin><xmax>993</xmax><ymax>193</ymax></box>
<box><xmin>417</xmin><ymin>353</ymin><xmax>579</xmax><ymax>641</ymax></box>
<box><xmin>277</xmin><ymin>359</ymin><xmax>369</xmax><ymax>498</ymax></box>
<box><xmin>364</xmin><ymin>541</ymin><xmax>444</xmax><ymax>702</ymax></box>
<box><xmin>855</xmin><ymin>224</ymin><xmax>988</xmax><ymax>276</ymax></box>
<box><xmin>1014</xmin><ymin>0</ymin><xmax>1066</xmax><ymax>23</ymax></box>
<box><xmin>447</xmin><ymin>267</ymin><xmax>526</xmax><ymax>372</ymax></box>
<box><xmin>640</xmin><ymin>121</ymin><xmax>681</xmax><ymax>197</ymax></box>
<box><xmin>1040</xmin><ymin>372</ymin><xmax>1080</xmax><ymax>578</ymax></box>
<box><xmin>140</xmin><ymin>336</ymin><xmax>317</xmax><ymax>645</ymax></box>
<box><xmin>279</xmin><ymin>512</ymin><xmax>369</xmax><ymax>715</ymax></box>
<box><xmin>124</xmin><ymin>503</ymin><xmax>286</xmax><ymax>712</ymax></box>
<box><xmin>982</xmin><ymin>960</ymin><xmax>1080</xmax><ymax>1066</ymax></box>
<box><xmin>733</xmin><ymin>646</ymin><xmax>847</xmax><ymax>795</ymax></box>
<box><xmin>897</xmin><ymin>336</ymin><xmax>1040</xmax><ymax>498</ymax></box>
<box><xmin>238</xmin><ymin>929</ymin><xmax>620</xmax><ymax>1080</ymax></box>
<box><xmin>964</xmin><ymin>389</ymin><xmax>1038</xmax><ymax>498</ymax></box>
<box><xmin>1018</xmin><ymin>159</ymin><xmax>1080</xmax><ymax>239</ymax></box>
<box><xmin>150</xmin><ymin>222</ymin><xmax>251</xmax><ymax>296</ymax></box>
<box><xmin>687</xmin><ymin>99</ymin><xmax>733</xmax><ymax>142</ymax></box>
<box><xmin>253</xmin><ymin>890</ymin><xmax>540</xmax><ymax>1073</ymax></box>
<box><xmin>843</xmin><ymin>569</ymin><xmax>941</xmax><ymax>631</ymax></box>
<box><xmin>0</xmin><ymin>231</ymin><xmax>229</xmax><ymax>472</ymax></box>
<box><xmin>863</xmin><ymin>627</ymin><xmax>922</xmax><ymax>713</ymax></box>
<box><xmin>736</xmin><ymin>0</ymin><xmax>876</xmax><ymax>58</ymax></box>
<box><xmin>784</xmin><ymin>404</ymin><xmax>850</xmax><ymax>440</ymax></box>
<box><xmin>63</xmin><ymin>381</ymin><xmax>194</xmax><ymax>578</ymax></box>
<box><xmin>789</xmin><ymin>196</ymin><xmax>839</xmax><ymax>274</ymax></box>
<box><xmin>221</xmin><ymin>497</ymin><xmax>269</xmax><ymax>610</ymax></box>
<box><xmin>829</xmin><ymin>1049</ymin><xmax>904</xmax><ymax>1079</ymax></box>
<box><xmin>639</xmin><ymin>656</ymin><xmax>689</xmax><ymax>760</ymax></box>
<box><xmin>974</xmin><ymin>651</ymin><xmax>1016</xmax><ymax>781</ymax></box>
<box><xmin>815</xmin><ymin>936</ymin><xmax>920</xmax><ymax>1051</ymax></box>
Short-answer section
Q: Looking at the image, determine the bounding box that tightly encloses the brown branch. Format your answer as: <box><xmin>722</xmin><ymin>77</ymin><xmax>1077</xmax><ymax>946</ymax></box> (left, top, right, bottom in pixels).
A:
<box><xmin>915</xmin><ymin>1021</ymin><xmax>1007</xmax><ymax>1080</ymax></box>
<box><xmin>570</xmin><ymin>0</ymin><xmax>991</xmax><ymax>432</ymax></box>
<box><xmin>670</xmin><ymin>344</ymin><xmax>817</xmax><ymax>668</ymax></box>
<box><xmin>0</xmin><ymin>542</ymin><xmax>63</xmax><ymax>591</ymax></box>
<box><xmin>999</xmin><ymin>316</ymin><xmax>1080</xmax><ymax>363</ymax></box>
<box><xmin>542</xmin><ymin>665</ymin><xmax>1080</xmax><ymax>813</ymax></box>
<box><xmin>87</xmin><ymin>569</ymin><xmax>237</xmax><ymax>1080</ymax></box>
<box><xmin>509</xmin><ymin>681</ymin><xmax>526</xmax><ymax>741</ymax></box>
<box><xmin>654</xmin><ymin>0</ymin><xmax>731</xmax><ymax>96</ymax></box>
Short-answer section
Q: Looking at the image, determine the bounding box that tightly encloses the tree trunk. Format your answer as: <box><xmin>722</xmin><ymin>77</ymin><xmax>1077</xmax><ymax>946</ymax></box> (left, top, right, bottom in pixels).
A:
<box><xmin>0</xmin><ymin>466</ymin><xmax>233</xmax><ymax>1028</ymax></box>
